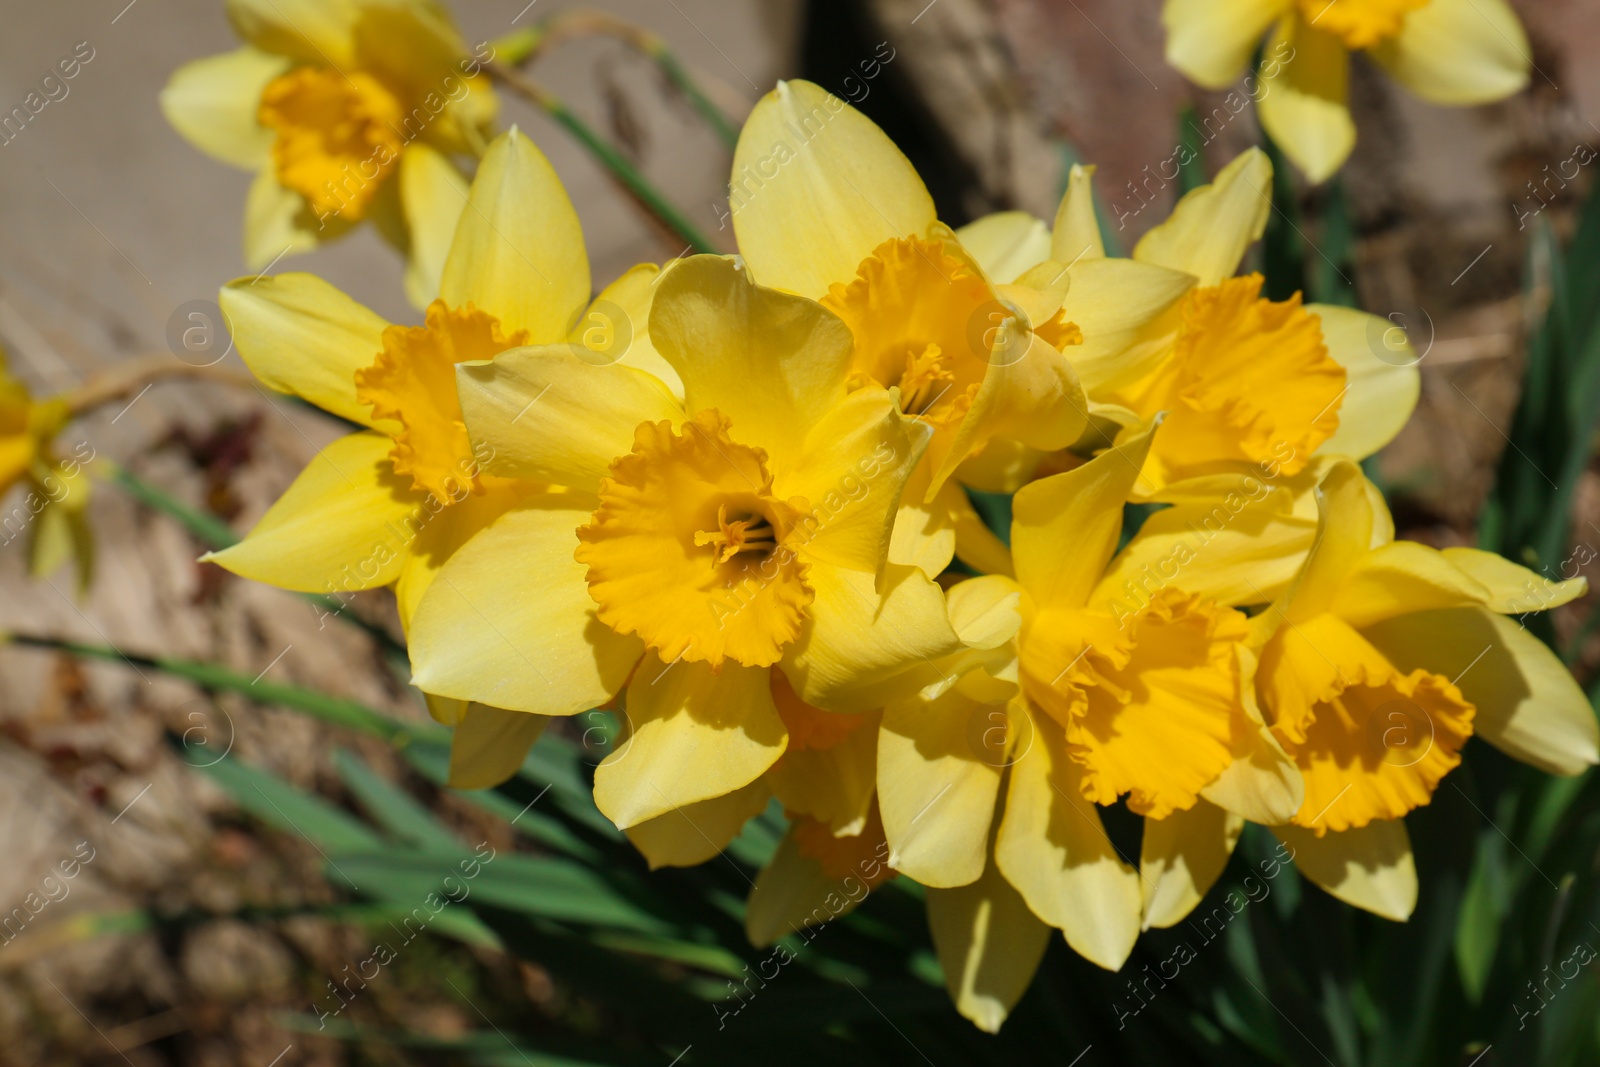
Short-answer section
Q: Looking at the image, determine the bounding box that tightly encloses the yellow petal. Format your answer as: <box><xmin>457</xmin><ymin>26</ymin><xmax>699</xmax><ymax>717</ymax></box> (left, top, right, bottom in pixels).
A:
<box><xmin>440</xmin><ymin>129</ymin><xmax>590</xmax><ymax>341</ymax></box>
<box><xmin>1051</xmin><ymin>163</ymin><xmax>1107</xmax><ymax>264</ymax></box>
<box><xmin>956</xmin><ymin>212</ymin><xmax>1051</xmax><ymax>284</ymax></box>
<box><xmin>1162</xmin><ymin>0</ymin><xmax>1289</xmax><ymax>89</ymax></box>
<box><xmin>399</xmin><ymin>143</ymin><xmax>470</xmax><ymax>310</ymax></box>
<box><xmin>781</xmin><ymin>560</ymin><xmax>963</xmax><ymax>712</ymax></box>
<box><xmin>161</xmin><ymin>48</ymin><xmax>289</xmax><ymax>169</ymax></box>
<box><xmin>1257</xmin><ymin>17</ymin><xmax>1357</xmax><ymax>185</ymax></box>
<box><xmin>203</xmin><ymin>431</ymin><xmax>421</xmax><ymax>593</ymax></box>
<box><xmin>1140</xmin><ymin>800</ymin><xmax>1243</xmax><ymax>929</ymax></box>
<box><xmin>1309</xmin><ymin>304</ymin><xmax>1420</xmax><ymax>459</ymax></box>
<box><xmin>1098</xmin><ymin>470</ymin><xmax>1317</xmax><ymax>609</ymax></box>
<box><xmin>948</xmin><ymin>574</ymin><xmax>1023</xmax><ymax>649</ymax></box>
<box><xmin>927</xmin><ymin>855</ymin><xmax>1051</xmax><ymax>1033</ymax></box>
<box><xmin>625</xmin><ymin>780</ymin><xmax>771</xmax><ymax>869</ymax></box>
<box><xmin>889</xmin><ymin>462</ymin><xmax>958</xmax><ymax>578</ymax></box>
<box><xmin>783</xmin><ymin>387</ymin><xmax>930</xmax><ymax>577</ymax></box>
<box><xmin>1199</xmin><ymin>646</ymin><xmax>1306</xmax><ymax>823</ymax></box>
<box><xmin>595</xmin><ymin>657</ymin><xmax>786</xmax><ymax>828</ymax></box>
<box><xmin>242</xmin><ymin>166</ymin><xmax>335</xmax><ymax>269</ymax></box>
<box><xmin>220</xmin><ymin>272</ymin><xmax>390</xmax><ymax>428</ymax></box>
<box><xmin>1329</xmin><ymin>541</ymin><xmax>1492</xmax><ymax>629</ymax></box>
<box><xmin>948</xmin><ymin>480</ymin><xmax>1016</xmax><ymax>578</ymax></box>
<box><xmin>447</xmin><ymin>704</ymin><xmax>549</xmax><ymax>790</ymax></box>
<box><xmin>1363</xmin><ymin>607</ymin><xmax>1599</xmax><ymax>777</ymax></box>
<box><xmin>766</xmin><ymin>709</ymin><xmax>878</xmax><ymax>836</ymax></box>
<box><xmin>1273</xmin><ymin>819</ymin><xmax>1417</xmax><ymax>920</ymax></box>
<box><xmin>649</xmin><ymin>255</ymin><xmax>855</xmax><ymax>476</ymax></box>
<box><xmin>1439</xmin><ymin>548</ymin><xmax>1587</xmax><ymax>615</ymax></box>
<box><xmin>879</xmin><ymin>690</ymin><xmax>1003</xmax><ymax>888</ymax></box>
<box><xmin>1012</xmin><ymin>425</ymin><xmax>1155</xmax><ymax>612</ymax></box>
<box><xmin>407</xmin><ymin>495</ymin><xmax>643</xmax><ymax>714</ymax></box>
<box><xmin>226</xmin><ymin>0</ymin><xmax>358</xmax><ymax>65</ymax></box>
<box><xmin>1372</xmin><ymin>0</ymin><xmax>1531</xmax><ymax>105</ymax></box>
<box><xmin>1276</xmin><ymin>461</ymin><xmax>1377</xmax><ymax>627</ymax></box>
<box><xmin>731</xmin><ymin>79</ymin><xmax>936</xmax><ymax>298</ymax></box>
<box><xmin>1059</xmin><ymin>259</ymin><xmax>1197</xmax><ymax>395</ymax></box>
<box><xmin>394</xmin><ymin>478</ymin><xmax>533</xmax><ymax>631</ymax></box>
<box><xmin>930</xmin><ymin>324</ymin><xmax>1089</xmax><ymax>497</ymax></box>
<box><xmin>995</xmin><ymin>704</ymin><xmax>1141</xmax><ymax>970</ymax></box>
<box><xmin>578</xmin><ymin>263</ymin><xmax>683</xmax><ymax>397</ymax></box>
<box><xmin>745</xmin><ymin>819</ymin><xmax>891</xmax><ymax>947</ymax></box>
<box><xmin>1134</xmin><ymin>147</ymin><xmax>1272</xmax><ymax>286</ymax></box>
<box><xmin>454</xmin><ymin>346</ymin><xmax>682</xmax><ymax>491</ymax></box>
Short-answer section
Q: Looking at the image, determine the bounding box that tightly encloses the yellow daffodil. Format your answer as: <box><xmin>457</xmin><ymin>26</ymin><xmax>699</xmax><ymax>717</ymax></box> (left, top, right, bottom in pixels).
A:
<box><xmin>0</xmin><ymin>349</ymin><xmax>66</xmax><ymax>501</ymax></box>
<box><xmin>204</xmin><ymin>128</ymin><xmax>652</xmax><ymax>785</ymax></box>
<box><xmin>161</xmin><ymin>0</ymin><xmax>498</xmax><ymax>301</ymax></box>
<box><xmin>1088</xmin><ymin>149</ymin><xmax>1418</xmax><ymax>500</ymax></box>
<box><xmin>0</xmin><ymin>348</ymin><xmax>95</xmax><ymax>585</ymax></box>
<box><xmin>728</xmin><ymin>80</ymin><xmax>1193</xmax><ymax>578</ymax></box>
<box><xmin>868</xmin><ymin>425</ymin><xmax>1304</xmax><ymax>1031</ymax></box>
<box><xmin>405</xmin><ymin>252</ymin><xmax>963</xmax><ymax>842</ymax></box>
<box><xmin>1163</xmin><ymin>0</ymin><xmax>1531</xmax><ymax>181</ymax></box>
<box><xmin>1240</xmin><ymin>462</ymin><xmax>1596</xmax><ymax>919</ymax></box>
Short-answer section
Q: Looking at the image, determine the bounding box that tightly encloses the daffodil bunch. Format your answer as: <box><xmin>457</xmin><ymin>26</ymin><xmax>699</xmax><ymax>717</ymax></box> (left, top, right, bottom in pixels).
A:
<box><xmin>1162</xmin><ymin>0</ymin><xmax>1532</xmax><ymax>182</ymax></box>
<box><xmin>162</xmin><ymin>0</ymin><xmax>497</xmax><ymax>302</ymax></box>
<box><xmin>197</xmin><ymin>78</ymin><xmax>1596</xmax><ymax>1039</ymax></box>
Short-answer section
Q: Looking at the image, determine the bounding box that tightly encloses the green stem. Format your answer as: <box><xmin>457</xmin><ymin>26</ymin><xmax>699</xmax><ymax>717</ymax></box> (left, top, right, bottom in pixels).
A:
<box><xmin>102</xmin><ymin>462</ymin><xmax>409</xmax><ymax>661</ymax></box>
<box><xmin>652</xmin><ymin>47</ymin><xmax>739</xmax><ymax>151</ymax></box>
<box><xmin>486</xmin><ymin>62</ymin><xmax>718</xmax><ymax>255</ymax></box>
<box><xmin>491</xmin><ymin>18</ymin><xmax>739</xmax><ymax>151</ymax></box>
<box><xmin>6</xmin><ymin>633</ymin><xmax>445</xmax><ymax>746</ymax></box>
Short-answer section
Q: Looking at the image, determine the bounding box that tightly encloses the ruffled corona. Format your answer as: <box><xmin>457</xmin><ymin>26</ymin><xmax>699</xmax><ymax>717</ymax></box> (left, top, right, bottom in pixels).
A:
<box><xmin>1121</xmin><ymin>274</ymin><xmax>1345</xmax><ymax>486</ymax></box>
<box><xmin>259</xmin><ymin>68</ymin><xmax>405</xmax><ymax>219</ymax></box>
<box><xmin>1296</xmin><ymin>0</ymin><xmax>1430</xmax><ymax>49</ymax></box>
<box><xmin>1020</xmin><ymin>590</ymin><xmax>1252</xmax><ymax>819</ymax></box>
<box><xmin>576</xmin><ymin>409</ymin><xmax>815</xmax><ymax>670</ymax></box>
<box><xmin>823</xmin><ymin>237</ymin><xmax>993</xmax><ymax>428</ymax></box>
<box><xmin>1260</xmin><ymin>611</ymin><xmax>1474</xmax><ymax>833</ymax></box>
<box><xmin>355</xmin><ymin>301</ymin><xmax>527</xmax><ymax>501</ymax></box>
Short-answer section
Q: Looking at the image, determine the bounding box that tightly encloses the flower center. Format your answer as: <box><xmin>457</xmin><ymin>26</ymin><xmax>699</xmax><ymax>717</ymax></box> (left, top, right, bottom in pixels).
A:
<box><xmin>1260</xmin><ymin>613</ymin><xmax>1475</xmax><ymax>833</ymax></box>
<box><xmin>1295</xmin><ymin>0</ymin><xmax>1430</xmax><ymax>49</ymax></box>
<box><xmin>1019</xmin><ymin>591</ymin><xmax>1251</xmax><ymax>819</ymax></box>
<box><xmin>354</xmin><ymin>301</ymin><xmax>528</xmax><ymax>501</ymax></box>
<box><xmin>695</xmin><ymin>503</ymin><xmax>778</xmax><ymax>564</ymax></box>
<box><xmin>259</xmin><ymin>67</ymin><xmax>405</xmax><ymax>220</ymax></box>
<box><xmin>823</xmin><ymin>237</ymin><xmax>990</xmax><ymax>427</ymax></box>
<box><xmin>575</xmin><ymin>410</ymin><xmax>814</xmax><ymax>669</ymax></box>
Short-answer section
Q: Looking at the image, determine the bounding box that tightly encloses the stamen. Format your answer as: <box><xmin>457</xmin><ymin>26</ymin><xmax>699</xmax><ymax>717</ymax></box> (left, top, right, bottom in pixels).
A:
<box><xmin>694</xmin><ymin>503</ymin><xmax>777</xmax><ymax>564</ymax></box>
<box><xmin>900</xmin><ymin>345</ymin><xmax>956</xmax><ymax>417</ymax></box>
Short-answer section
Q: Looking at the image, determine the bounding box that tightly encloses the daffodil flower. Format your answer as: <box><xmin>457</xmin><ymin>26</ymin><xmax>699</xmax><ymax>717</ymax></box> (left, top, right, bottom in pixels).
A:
<box><xmin>864</xmin><ymin>426</ymin><xmax>1304</xmax><ymax>1031</ymax></box>
<box><xmin>0</xmin><ymin>349</ymin><xmax>94</xmax><ymax>584</ymax></box>
<box><xmin>1163</xmin><ymin>0</ymin><xmax>1531</xmax><ymax>182</ymax></box>
<box><xmin>161</xmin><ymin>0</ymin><xmax>498</xmax><ymax>301</ymax></box>
<box><xmin>1241</xmin><ymin>461</ymin><xmax>1596</xmax><ymax>919</ymax></box>
<box><xmin>204</xmin><ymin>128</ymin><xmax>655</xmax><ymax>786</ymax></box>
<box><xmin>1082</xmin><ymin>148</ymin><xmax>1418</xmax><ymax>509</ymax></box>
<box><xmin>405</xmin><ymin>252</ymin><xmax>963</xmax><ymax>839</ymax></box>
<box><xmin>729</xmin><ymin>80</ymin><xmax>1191</xmax><ymax>578</ymax></box>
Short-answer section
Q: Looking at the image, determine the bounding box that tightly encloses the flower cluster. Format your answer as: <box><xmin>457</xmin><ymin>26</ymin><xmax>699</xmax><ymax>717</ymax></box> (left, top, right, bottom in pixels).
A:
<box><xmin>171</xmin><ymin>1</ymin><xmax>1587</xmax><ymax>1037</ymax></box>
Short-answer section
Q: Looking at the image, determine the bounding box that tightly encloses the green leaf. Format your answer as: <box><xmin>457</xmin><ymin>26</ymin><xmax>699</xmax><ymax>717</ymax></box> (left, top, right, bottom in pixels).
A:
<box><xmin>194</xmin><ymin>753</ymin><xmax>383</xmax><ymax>854</ymax></box>
<box><xmin>333</xmin><ymin>747</ymin><xmax>462</xmax><ymax>851</ymax></box>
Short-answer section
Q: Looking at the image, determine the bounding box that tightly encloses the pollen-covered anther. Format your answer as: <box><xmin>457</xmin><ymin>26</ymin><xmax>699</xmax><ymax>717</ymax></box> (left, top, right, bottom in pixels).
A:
<box><xmin>695</xmin><ymin>504</ymin><xmax>778</xmax><ymax>565</ymax></box>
